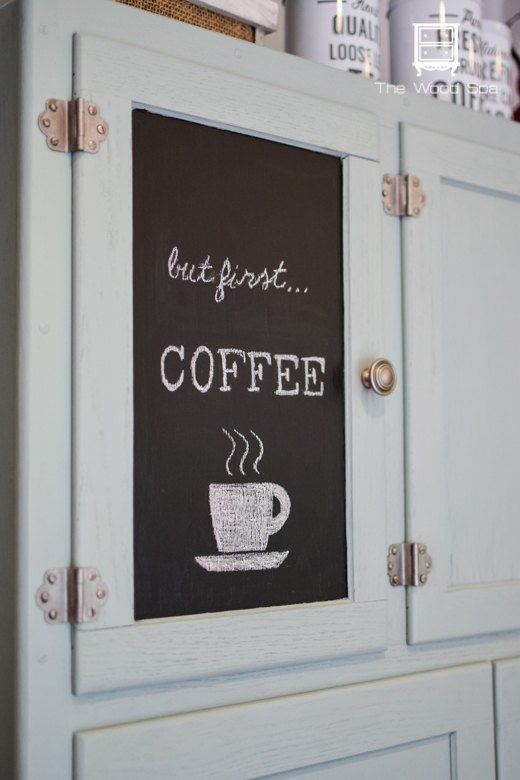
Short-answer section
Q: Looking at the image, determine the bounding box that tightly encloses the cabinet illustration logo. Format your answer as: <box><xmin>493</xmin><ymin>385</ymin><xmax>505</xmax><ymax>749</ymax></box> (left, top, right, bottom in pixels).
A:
<box><xmin>413</xmin><ymin>22</ymin><xmax>460</xmax><ymax>76</ymax></box>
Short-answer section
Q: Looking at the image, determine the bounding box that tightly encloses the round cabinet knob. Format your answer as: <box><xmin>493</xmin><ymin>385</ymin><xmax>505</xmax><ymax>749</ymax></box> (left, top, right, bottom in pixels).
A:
<box><xmin>361</xmin><ymin>359</ymin><xmax>396</xmax><ymax>396</ymax></box>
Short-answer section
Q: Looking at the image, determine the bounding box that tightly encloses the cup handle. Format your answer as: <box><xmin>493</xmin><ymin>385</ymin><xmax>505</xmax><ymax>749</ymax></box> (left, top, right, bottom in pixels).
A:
<box><xmin>267</xmin><ymin>484</ymin><xmax>291</xmax><ymax>535</ymax></box>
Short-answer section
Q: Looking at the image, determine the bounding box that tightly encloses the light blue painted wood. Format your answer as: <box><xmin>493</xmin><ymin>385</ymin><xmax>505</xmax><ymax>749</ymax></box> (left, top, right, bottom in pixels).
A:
<box><xmin>494</xmin><ymin>657</ymin><xmax>520</xmax><ymax>779</ymax></box>
<box><xmin>3</xmin><ymin>0</ymin><xmax>520</xmax><ymax>774</ymax></box>
<box><xmin>270</xmin><ymin>735</ymin><xmax>451</xmax><ymax>779</ymax></box>
<box><xmin>402</xmin><ymin>125</ymin><xmax>520</xmax><ymax>644</ymax></box>
<box><xmin>74</xmin><ymin>664</ymin><xmax>494</xmax><ymax>779</ymax></box>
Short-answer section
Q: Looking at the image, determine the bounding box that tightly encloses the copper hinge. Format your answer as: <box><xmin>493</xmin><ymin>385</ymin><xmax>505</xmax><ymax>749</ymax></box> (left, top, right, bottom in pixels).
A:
<box><xmin>382</xmin><ymin>174</ymin><xmax>426</xmax><ymax>217</ymax></box>
<box><xmin>36</xmin><ymin>567</ymin><xmax>109</xmax><ymax>624</ymax></box>
<box><xmin>38</xmin><ymin>98</ymin><xmax>109</xmax><ymax>154</ymax></box>
<box><xmin>387</xmin><ymin>542</ymin><xmax>432</xmax><ymax>587</ymax></box>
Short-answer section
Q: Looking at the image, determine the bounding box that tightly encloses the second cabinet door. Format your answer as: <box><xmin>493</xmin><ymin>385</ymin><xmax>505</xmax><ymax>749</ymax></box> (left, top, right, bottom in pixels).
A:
<box><xmin>402</xmin><ymin>124</ymin><xmax>520</xmax><ymax>643</ymax></box>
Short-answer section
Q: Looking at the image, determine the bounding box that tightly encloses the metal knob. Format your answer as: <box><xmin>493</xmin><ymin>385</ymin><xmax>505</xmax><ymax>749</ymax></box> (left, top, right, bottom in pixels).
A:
<box><xmin>361</xmin><ymin>359</ymin><xmax>396</xmax><ymax>396</ymax></box>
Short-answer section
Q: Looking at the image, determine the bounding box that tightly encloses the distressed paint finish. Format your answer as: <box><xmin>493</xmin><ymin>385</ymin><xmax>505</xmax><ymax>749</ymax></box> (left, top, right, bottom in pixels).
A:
<box><xmin>402</xmin><ymin>125</ymin><xmax>520</xmax><ymax>644</ymax></box>
<box><xmin>74</xmin><ymin>665</ymin><xmax>495</xmax><ymax>779</ymax></box>
<box><xmin>0</xmin><ymin>0</ymin><xmax>519</xmax><ymax>776</ymax></box>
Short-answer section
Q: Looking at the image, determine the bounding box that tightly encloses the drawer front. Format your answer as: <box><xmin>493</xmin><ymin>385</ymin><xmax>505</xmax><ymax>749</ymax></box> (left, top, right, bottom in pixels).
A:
<box><xmin>75</xmin><ymin>665</ymin><xmax>494</xmax><ymax>779</ymax></box>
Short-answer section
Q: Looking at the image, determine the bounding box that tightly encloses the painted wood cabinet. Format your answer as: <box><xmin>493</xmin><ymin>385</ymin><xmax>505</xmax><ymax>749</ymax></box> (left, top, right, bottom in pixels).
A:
<box><xmin>1</xmin><ymin>0</ymin><xmax>520</xmax><ymax>777</ymax></box>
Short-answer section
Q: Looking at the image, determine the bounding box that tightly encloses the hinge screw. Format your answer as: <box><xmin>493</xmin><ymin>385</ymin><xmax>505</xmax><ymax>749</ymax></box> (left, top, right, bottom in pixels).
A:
<box><xmin>50</xmin><ymin>137</ymin><xmax>59</xmax><ymax>147</ymax></box>
<box><xmin>387</xmin><ymin>562</ymin><xmax>393</xmax><ymax>570</ymax></box>
<box><xmin>49</xmin><ymin>102</ymin><xmax>58</xmax><ymax>112</ymax></box>
<box><xmin>391</xmin><ymin>545</ymin><xmax>397</xmax><ymax>555</ymax></box>
<box><xmin>40</xmin><ymin>591</ymin><xmax>49</xmax><ymax>603</ymax></box>
<box><xmin>392</xmin><ymin>575</ymin><xmax>399</xmax><ymax>585</ymax></box>
<box><xmin>96</xmin><ymin>588</ymin><xmax>106</xmax><ymax>599</ymax></box>
<box><xmin>88</xmin><ymin>140</ymin><xmax>97</xmax><ymax>151</ymax></box>
<box><xmin>418</xmin><ymin>545</ymin><xmax>426</xmax><ymax>554</ymax></box>
<box><xmin>48</xmin><ymin>609</ymin><xmax>58</xmax><ymax>620</ymax></box>
<box><xmin>425</xmin><ymin>560</ymin><xmax>431</xmax><ymax>569</ymax></box>
<box><xmin>42</xmin><ymin>118</ymin><xmax>51</xmax><ymax>128</ymax></box>
<box><xmin>87</xmin><ymin>608</ymin><xmax>96</xmax><ymax>619</ymax></box>
<box><xmin>419</xmin><ymin>573</ymin><xmax>427</xmax><ymax>584</ymax></box>
<box><xmin>88</xmin><ymin>569</ymin><xmax>97</xmax><ymax>581</ymax></box>
<box><xmin>96</xmin><ymin>123</ymin><xmax>106</xmax><ymax>135</ymax></box>
<box><xmin>88</xmin><ymin>104</ymin><xmax>97</xmax><ymax>116</ymax></box>
<box><xmin>47</xmin><ymin>572</ymin><xmax>57</xmax><ymax>584</ymax></box>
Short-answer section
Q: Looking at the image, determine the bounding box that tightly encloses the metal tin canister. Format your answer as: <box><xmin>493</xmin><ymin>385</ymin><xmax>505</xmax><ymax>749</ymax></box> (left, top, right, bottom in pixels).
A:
<box><xmin>388</xmin><ymin>0</ymin><xmax>483</xmax><ymax>110</ymax></box>
<box><xmin>481</xmin><ymin>19</ymin><xmax>514</xmax><ymax>119</ymax></box>
<box><xmin>285</xmin><ymin>0</ymin><xmax>381</xmax><ymax>80</ymax></box>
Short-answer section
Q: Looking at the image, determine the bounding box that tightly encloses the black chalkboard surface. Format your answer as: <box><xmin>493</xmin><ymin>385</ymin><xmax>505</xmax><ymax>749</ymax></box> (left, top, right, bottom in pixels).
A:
<box><xmin>133</xmin><ymin>109</ymin><xmax>346</xmax><ymax>620</ymax></box>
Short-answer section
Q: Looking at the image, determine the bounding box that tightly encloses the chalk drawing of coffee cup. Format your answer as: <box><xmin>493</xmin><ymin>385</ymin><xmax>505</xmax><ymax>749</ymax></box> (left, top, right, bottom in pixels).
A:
<box><xmin>210</xmin><ymin>482</ymin><xmax>290</xmax><ymax>553</ymax></box>
<box><xmin>195</xmin><ymin>482</ymin><xmax>291</xmax><ymax>572</ymax></box>
<box><xmin>195</xmin><ymin>429</ymin><xmax>291</xmax><ymax>572</ymax></box>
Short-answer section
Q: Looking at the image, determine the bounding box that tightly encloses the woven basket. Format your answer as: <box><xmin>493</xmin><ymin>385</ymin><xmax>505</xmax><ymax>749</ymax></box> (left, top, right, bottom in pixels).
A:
<box><xmin>117</xmin><ymin>0</ymin><xmax>256</xmax><ymax>42</ymax></box>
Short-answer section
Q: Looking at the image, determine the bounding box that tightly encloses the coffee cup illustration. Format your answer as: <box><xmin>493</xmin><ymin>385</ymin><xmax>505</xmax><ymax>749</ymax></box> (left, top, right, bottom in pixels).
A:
<box><xmin>209</xmin><ymin>482</ymin><xmax>290</xmax><ymax>553</ymax></box>
<box><xmin>195</xmin><ymin>430</ymin><xmax>292</xmax><ymax>572</ymax></box>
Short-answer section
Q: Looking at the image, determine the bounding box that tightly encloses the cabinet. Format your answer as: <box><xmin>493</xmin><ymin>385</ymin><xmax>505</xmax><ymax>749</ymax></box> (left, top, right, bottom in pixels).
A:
<box><xmin>1</xmin><ymin>0</ymin><xmax>520</xmax><ymax>777</ymax></box>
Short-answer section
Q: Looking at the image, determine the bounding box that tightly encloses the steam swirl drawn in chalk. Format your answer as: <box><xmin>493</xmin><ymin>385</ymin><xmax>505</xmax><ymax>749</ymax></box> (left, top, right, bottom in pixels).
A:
<box><xmin>221</xmin><ymin>428</ymin><xmax>264</xmax><ymax>476</ymax></box>
<box><xmin>250</xmin><ymin>430</ymin><xmax>264</xmax><ymax>475</ymax></box>
<box><xmin>222</xmin><ymin>428</ymin><xmax>236</xmax><ymax>476</ymax></box>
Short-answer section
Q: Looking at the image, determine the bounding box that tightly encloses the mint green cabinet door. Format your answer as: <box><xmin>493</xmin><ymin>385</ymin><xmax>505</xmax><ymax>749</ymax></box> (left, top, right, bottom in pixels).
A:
<box><xmin>71</xmin><ymin>32</ymin><xmax>391</xmax><ymax>694</ymax></box>
<box><xmin>402</xmin><ymin>124</ymin><xmax>520</xmax><ymax>643</ymax></box>
<box><xmin>75</xmin><ymin>664</ymin><xmax>494</xmax><ymax>779</ymax></box>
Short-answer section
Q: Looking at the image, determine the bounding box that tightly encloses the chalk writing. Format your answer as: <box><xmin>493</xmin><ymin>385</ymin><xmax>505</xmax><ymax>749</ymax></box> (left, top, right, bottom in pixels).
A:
<box><xmin>167</xmin><ymin>245</ymin><xmax>309</xmax><ymax>303</ymax></box>
<box><xmin>160</xmin><ymin>345</ymin><xmax>326</xmax><ymax>397</ymax></box>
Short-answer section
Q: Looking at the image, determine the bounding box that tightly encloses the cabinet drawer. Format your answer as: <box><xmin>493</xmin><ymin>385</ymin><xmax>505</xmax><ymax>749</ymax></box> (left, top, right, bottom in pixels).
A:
<box><xmin>75</xmin><ymin>665</ymin><xmax>494</xmax><ymax>779</ymax></box>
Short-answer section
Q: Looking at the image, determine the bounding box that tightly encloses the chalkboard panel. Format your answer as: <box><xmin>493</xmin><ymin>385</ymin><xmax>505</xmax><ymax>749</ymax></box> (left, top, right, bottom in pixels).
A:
<box><xmin>133</xmin><ymin>110</ymin><xmax>346</xmax><ymax>620</ymax></box>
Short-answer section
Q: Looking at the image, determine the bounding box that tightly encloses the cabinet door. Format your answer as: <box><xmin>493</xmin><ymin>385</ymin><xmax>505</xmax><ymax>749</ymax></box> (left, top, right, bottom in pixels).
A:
<box><xmin>402</xmin><ymin>124</ymin><xmax>520</xmax><ymax>643</ymax></box>
<box><xmin>72</xmin><ymin>32</ymin><xmax>391</xmax><ymax>694</ymax></box>
<box><xmin>494</xmin><ymin>657</ymin><xmax>520</xmax><ymax>780</ymax></box>
<box><xmin>75</xmin><ymin>664</ymin><xmax>495</xmax><ymax>779</ymax></box>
